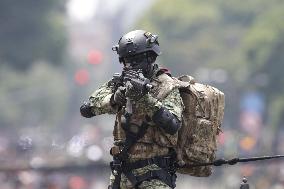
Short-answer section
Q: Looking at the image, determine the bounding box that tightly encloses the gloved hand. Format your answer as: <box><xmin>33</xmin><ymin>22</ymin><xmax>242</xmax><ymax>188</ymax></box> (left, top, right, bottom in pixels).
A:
<box><xmin>124</xmin><ymin>69</ymin><xmax>149</xmax><ymax>101</ymax></box>
<box><xmin>125</xmin><ymin>81</ymin><xmax>146</xmax><ymax>101</ymax></box>
<box><xmin>80</xmin><ymin>101</ymin><xmax>95</xmax><ymax>118</ymax></box>
<box><xmin>113</xmin><ymin>86</ymin><xmax>126</xmax><ymax>106</ymax></box>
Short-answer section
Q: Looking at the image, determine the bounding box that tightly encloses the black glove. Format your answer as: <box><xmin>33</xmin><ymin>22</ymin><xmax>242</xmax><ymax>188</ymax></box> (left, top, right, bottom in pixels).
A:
<box><xmin>80</xmin><ymin>101</ymin><xmax>95</xmax><ymax>118</ymax></box>
<box><xmin>124</xmin><ymin>70</ymin><xmax>149</xmax><ymax>101</ymax></box>
<box><xmin>113</xmin><ymin>86</ymin><xmax>126</xmax><ymax>106</ymax></box>
<box><xmin>125</xmin><ymin>81</ymin><xmax>146</xmax><ymax>101</ymax></box>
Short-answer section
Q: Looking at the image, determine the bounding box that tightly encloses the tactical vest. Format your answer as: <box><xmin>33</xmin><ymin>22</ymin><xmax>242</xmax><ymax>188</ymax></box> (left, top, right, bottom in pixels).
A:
<box><xmin>111</xmin><ymin>73</ymin><xmax>180</xmax><ymax>160</ymax></box>
<box><xmin>111</xmin><ymin>73</ymin><xmax>225</xmax><ymax>177</ymax></box>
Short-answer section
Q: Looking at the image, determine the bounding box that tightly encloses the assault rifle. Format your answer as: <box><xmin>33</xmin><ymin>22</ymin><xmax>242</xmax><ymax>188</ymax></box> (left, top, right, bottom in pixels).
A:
<box><xmin>123</xmin><ymin>69</ymin><xmax>153</xmax><ymax>117</ymax></box>
<box><xmin>109</xmin><ymin>69</ymin><xmax>153</xmax><ymax>93</ymax></box>
<box><xmin>109</xmin><ymin>69</ymin><xmax>153</xmax><ymax>116</ymax></box>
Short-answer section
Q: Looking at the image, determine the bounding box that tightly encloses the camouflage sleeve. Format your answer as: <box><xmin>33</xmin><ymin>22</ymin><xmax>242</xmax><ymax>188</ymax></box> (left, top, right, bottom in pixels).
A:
<box><xmin>136</xmin><ymin>88</ymin><xmax>183</xmax><ymax>121</ymax></box>
<box><xmin>160</xmin><ymin>88</ymin><xmax>183</xmax><ymax>120</ymax></box>
<box><xmin>88</xmin><ymin>82</ymin><xmax>116</xmax><ymax>115</ymax></box>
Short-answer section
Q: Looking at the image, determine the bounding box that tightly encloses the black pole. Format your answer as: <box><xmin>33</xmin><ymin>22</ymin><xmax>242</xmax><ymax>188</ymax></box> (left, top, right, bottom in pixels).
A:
<box><xmin>181</xmin><ymin>155</ymin><xmax>284</xmax><ymax>168</ymax></box>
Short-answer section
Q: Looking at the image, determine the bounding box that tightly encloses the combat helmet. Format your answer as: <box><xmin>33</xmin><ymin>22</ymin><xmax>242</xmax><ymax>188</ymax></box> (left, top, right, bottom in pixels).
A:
<box><xmin>112</xmin><ymin>30</ymin><xmax>161</xmax><ymax>64</ymax></box>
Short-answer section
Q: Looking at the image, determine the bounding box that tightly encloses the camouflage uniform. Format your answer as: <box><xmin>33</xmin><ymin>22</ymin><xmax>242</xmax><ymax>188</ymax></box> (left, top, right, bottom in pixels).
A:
<box><xmin>109</xmin><ymin>165</ymin><xmax>172</xmax><ymax>189</ymax></box>
<box><xmin>87</xmin><ymin>71</ymin><xmax>183</xmax><ymax>188</ymax></box>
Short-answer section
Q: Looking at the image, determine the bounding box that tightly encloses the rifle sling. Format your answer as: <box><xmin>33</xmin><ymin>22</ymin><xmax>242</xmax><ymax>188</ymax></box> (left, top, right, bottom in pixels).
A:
<box><xmin>110</xmin><ymin>120</ymin><xmax>149</xmax><ymax>189</ymax></box>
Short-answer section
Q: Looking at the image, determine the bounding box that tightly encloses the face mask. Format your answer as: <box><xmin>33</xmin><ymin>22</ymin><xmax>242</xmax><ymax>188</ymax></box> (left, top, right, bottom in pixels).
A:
<box><xmin>123</xmin><ymin>52</ymin><xmax>157</xmax><ymax>78</ymax></box>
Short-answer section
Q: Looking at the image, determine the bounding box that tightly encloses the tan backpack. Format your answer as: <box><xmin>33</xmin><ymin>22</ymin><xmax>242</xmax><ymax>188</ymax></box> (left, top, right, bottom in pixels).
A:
<box><xmin>175</xmin><ymin>75</ymin><xmax>225</xmax><ymax>177</ymax></box>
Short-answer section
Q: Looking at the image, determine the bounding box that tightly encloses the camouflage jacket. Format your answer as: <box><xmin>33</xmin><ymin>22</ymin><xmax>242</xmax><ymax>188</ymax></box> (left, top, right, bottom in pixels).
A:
<box><xmin>88</xmin><ymin>72</ymin><xmax>183</xmax><ymax>160</ymax></box>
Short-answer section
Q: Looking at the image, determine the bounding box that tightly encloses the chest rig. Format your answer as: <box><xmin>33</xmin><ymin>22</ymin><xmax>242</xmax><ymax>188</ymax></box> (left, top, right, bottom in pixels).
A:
<box><xmin>110</xmin><ymin>72</ymin><xmax>180</xmax><ymax>189</ymax></box>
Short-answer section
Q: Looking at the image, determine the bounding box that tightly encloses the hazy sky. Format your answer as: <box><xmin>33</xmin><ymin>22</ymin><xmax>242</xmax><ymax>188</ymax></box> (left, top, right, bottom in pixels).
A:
<box><xmin>67</xmin><ymin>0</ymin><xmax>129</xmax><ymax>22</ymax></box>
<box><xmin>67</xmin><ymin>0</ymin><xmax>99</xmax><ymax>21</ymax></box>
<box><xmin>66</xmin><ymin>0</ymin><xmax>154</xmax><ymax>27</ymax></box>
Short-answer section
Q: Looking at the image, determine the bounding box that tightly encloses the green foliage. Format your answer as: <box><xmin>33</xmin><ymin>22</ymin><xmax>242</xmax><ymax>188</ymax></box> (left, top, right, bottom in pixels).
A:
<box><xmin>137</xmin><ymin>0</ymin><xmax>222</xmax><ymax>75</ymax></box>
<box><xmin>243</xmin><ymin>5</ymin><xmax>284</xmax><ymax>104</ymax></box>
<box><xmin>244</xmin><ymin>6</ymin><xmax>284</xmax><ymax>67</ymax></box>
<box><xmin>0</xmin><ymin>63</ymin><xmax>69</xmax><ymax>128</ymax></box>
<box><xmin>138</xmin><ymin>0</ymin><xmax>284</xmax><ymax>128</ymax></box>
<box><xmin>0</xmin><ymin>0</ymin><xmax>67</xmax><ymax>70</ymax></box>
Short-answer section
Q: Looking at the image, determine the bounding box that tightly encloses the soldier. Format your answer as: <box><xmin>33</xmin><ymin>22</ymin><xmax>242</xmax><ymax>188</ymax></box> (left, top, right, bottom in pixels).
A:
<box><xmin>80</xmin><ymin>30</ymin><xmax>184</xmax><ymax>189</ymax></box>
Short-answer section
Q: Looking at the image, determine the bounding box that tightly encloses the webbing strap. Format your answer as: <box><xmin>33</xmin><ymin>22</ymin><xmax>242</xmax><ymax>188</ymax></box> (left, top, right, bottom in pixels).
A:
<box><xmin>111</xmin><ymin>121</ymin><xmax>149</xmax><ymax>189</ymax></box>
<box><xmin>110</xmin><ymin>157</ymin><xmax>122</xmax><ymax>189</ymax></box>
<box><xmin>125</xmin><ymin>156</ymin><xmax>173</xmax><ymax>170</ymax></box>
<box><xmin>112</xmin><ymin>171</ymin><xmax>122</xmax><ymax>189</ymax></box>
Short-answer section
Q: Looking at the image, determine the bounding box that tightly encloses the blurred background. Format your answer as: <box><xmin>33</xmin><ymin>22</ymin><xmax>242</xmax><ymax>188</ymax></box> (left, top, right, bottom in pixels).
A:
<box><xmin>0</xmin><ymin>0</ymin><xmax>284</xmax><ymax>188</ymax></box>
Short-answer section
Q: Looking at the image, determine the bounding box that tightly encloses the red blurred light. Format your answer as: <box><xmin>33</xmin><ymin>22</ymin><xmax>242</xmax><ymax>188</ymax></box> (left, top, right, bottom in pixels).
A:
<box><xmin>218</xmin><ymin>131</ymin><xmax>225</xmax><ymax>145</ymax></box>
<box><xmin>87</xmin><ymin>50</ymin><xmax>103</xmax><ymax>65</ymax></box>
<box><xmin>75</xmin><ymin>69</ymin><xmax>90</xmax><ymax>85</ymax></box>
<box><xmin>68</xmin><ymin>176</ymin><xmax>87</xmax><ymax>189</ymax></box>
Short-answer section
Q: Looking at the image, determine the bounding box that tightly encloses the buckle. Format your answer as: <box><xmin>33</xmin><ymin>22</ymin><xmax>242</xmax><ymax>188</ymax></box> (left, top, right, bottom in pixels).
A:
<box><xmin>111</xmin><ymin>161</ymin><xmax>122</xmax><ymax>176</ymax></box>
<box><xmin>111</xmin><ymin>160</ymin><xmax>122</xmax><ymax>169</ymax></box>
<box><xmin>113</xmin><ymin>161</ymin><xmax>122</xmax><ymax>167</ymax></box>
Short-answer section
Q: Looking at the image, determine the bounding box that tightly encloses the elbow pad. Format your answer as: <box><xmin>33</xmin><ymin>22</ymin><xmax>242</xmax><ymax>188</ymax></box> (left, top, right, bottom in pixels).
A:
<box><xmin>80</xmin><ymin>102</ymin><xmax>95</xmax><ymax>118</ymax></box>
<box><xmin>152</xmin><ymin>107</ymin><xmax>181</xmax><ymax>135</ymax></box>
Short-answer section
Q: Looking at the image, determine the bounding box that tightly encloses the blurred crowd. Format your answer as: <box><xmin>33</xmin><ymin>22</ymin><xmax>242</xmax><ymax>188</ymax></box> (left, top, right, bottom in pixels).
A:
<box><xmin>0</xmin><ymin>171</ymin><xmax>109</xmax><ymax>189</ymax></box>
<box><xmin>0</xmin><ymin>163</ymin><xmax>284</xmax><ymax>189</ymax></box>
<box><xmin>0</xmin><ymin>126</ymin><xmax>284</xmax><ymax>189</ymax></box>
